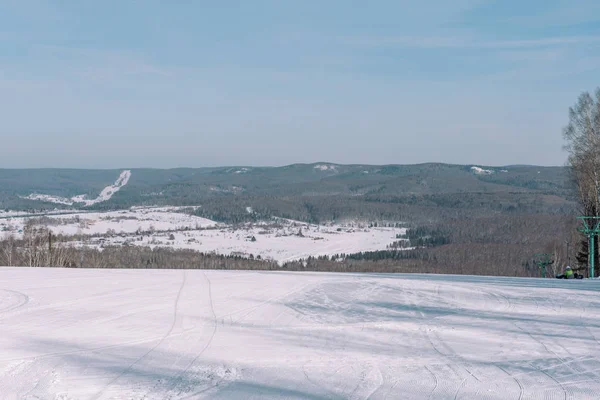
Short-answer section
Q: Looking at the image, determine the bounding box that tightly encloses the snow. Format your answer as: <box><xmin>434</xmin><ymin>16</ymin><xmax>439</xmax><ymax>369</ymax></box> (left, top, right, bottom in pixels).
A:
<box><xmin>104</xmin><ymin>223</ymin><xmax>405</xmax><ymax>263</ymax></box>
<box><xmin>1</xmin><ymin>208</ymin><xmax>406</xmax><ymax>262</ymax></box>
<box><xmin>246</xmin><ymin>207</ymin><xmax>254</xmax><ymax>214</ymax></box>
<box><xmin>209</xmin><ymin>186</ymin><xmax>244</xmax><ymax>194</ymax></box>
<box><xmin>233</xmin><ymin>168</ymin><xmax>250</xmax><ymax>174</ymax></box>
<box><xmin>0</xmin><ymin>209</ymin><xmax>66</xmax><ymax>219</ymax></box>
<box><xmin>23</xmin><ymin>170</ymin><xmax>132</xmax><ymax>207</ymax></box>
<box><xmin>314</xmin><ymin>164</ymin><xmax>336</xmax><ymax>171</ymax></box>
<box><xmin>471</xmin><ymin>166</ymin><xmax>494</xmax><ymax>175</ymax></box>
<box><xmin>22</xmin><ymin>194</ymin><xmax>75</xmax><ymax>205</ymax></box>
<box><xmin>0</xmin><ymin>206</ymin><xmax>216</xmax><ymax>237</ymax></box>
<box><xmin>82</xmin><ymin>170</ymin><xmax>131</xmax><ymax>206</ymax></box>
<box><xmin>72</xmin><ymin>220</ymin><xmax>405</xmax><ymax>264</ymax></box>
<box><xmin>1</xmin><ymin>269</ymin><xmax>600</xmax><ymax>399</ymax></box>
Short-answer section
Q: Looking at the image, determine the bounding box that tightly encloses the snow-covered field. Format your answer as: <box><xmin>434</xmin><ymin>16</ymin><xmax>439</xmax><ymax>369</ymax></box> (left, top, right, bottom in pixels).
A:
<box><xmin>75</xmin><ymin>219</ymin><xmax>404</xmax><ymax>264</ymax></box>
<box><xmin>1</xmin><ymin>207</ymin><xmax>406</xmax><ymax>263</ymax></box>
<box><xmin>1</xmin><ymin>207</ymin><xmax>215</xmax><ymax>237</ymax></box>
<box><xmin>1</xmin><ymin>268</ymin><xmax>600</xmax><ymax>399</ymax></box>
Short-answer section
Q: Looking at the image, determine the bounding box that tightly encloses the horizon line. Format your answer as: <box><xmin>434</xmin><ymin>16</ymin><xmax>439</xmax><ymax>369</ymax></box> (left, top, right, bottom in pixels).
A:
<box><xmin>0</xmin><ymin>162</ymin><xmax>566</xmax><ymax>171</ymax></box>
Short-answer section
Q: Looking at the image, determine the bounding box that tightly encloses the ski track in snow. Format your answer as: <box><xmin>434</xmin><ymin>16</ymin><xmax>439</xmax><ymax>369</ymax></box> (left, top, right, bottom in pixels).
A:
<box><xmin>1</xmin><ymin>269</ymin><xmax>600</xmax><ymax>399</ymax></box>
<box><xmin>0</xmin><ymin>288</ymin><xmax>29</xmax><ymax>314</ymax></box>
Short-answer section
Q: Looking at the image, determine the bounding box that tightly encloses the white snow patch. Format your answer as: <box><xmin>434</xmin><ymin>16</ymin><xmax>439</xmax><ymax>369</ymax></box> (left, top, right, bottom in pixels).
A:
<box><xmin>314</xmin><ymin>164</ymin><xmax>336</xmax><ymax>171</ymax></box>
<box><xmin>22</xmin><ymin>194</ymin><xmax>74</xmax><ymax>205</ymax></box>
<box><xmin>234</xmin><ymin>168</ymin><xmax>250</xmax><ymax>174</ymax></box>
<box><xmin>246</xmin><ymin>207</ymin><xmax>254</xmax><ymax>214</ymax></box>
<box><xmin>23</xmin><ymin>170</ymin><xmax>132</xmax><ymax>207</ymax></box>
<box><xmin>470</xmin><ymin>166</ymin><xmax>494</xmax><ymax>175</ymax></box>
<box><xmin>209</xmin><ymin>186</ymin><xmax>244</xmax><ymax>194</ymax></box>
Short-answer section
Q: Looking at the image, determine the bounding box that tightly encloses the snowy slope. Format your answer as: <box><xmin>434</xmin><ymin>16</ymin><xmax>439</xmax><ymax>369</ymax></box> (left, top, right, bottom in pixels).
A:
<box><xmin>78</xmin><ymin>170</ymin><xmax>131</xmax><ymax>206</ymax></box>
<box><xmin>1</xmin><ymin>269</ymin><xmax>599</xmax><ymax>399</ymax></box>
<box><xmin>314</xmin><ymin>164</ymin><xmax>337</xmax><ymax>171</ymax></box>
<box><xmin>471</xmin><ymin>166</ymin><xmax>494</xmax><ymax>175</ymax></box>
<box><xmin>23</xmin><ymin>170</ymin><xmax>131</xmax><ymax>207</ymax></box>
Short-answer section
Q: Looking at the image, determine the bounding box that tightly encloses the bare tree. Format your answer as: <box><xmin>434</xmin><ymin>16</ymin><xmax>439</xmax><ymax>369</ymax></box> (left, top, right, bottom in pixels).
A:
<box><xmin>1</xmin><ymin>234</ymin><xmax>16</xmax><ymax>266</ymax></box>
<box><xmin>563</xmin><ymin>88</ymin><xmax>600</xmax><ymax>275</ymax></box>
<box><xmin>23</xmin><ymin>222</ymin><xmax>45</xmax><ymax>267</ymax></box>
<box><xmin>20</xmin><ymin>221</ymin><xmax>72</xmax><ymax>268</ymax></box>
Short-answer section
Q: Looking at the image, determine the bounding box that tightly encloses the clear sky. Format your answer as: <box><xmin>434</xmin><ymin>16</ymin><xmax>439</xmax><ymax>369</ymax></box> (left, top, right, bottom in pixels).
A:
<box><xmin>1</xmin><ymin>1</ymin><xmax>599</xmax><ymax>168</ymax></box>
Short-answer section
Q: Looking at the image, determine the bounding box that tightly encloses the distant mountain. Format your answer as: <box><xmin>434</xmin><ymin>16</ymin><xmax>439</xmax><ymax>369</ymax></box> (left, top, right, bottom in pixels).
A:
<box><xmin>0</xmin><ymin>163</ymin><xmax>570</xmax><ymax>211</ymax></box>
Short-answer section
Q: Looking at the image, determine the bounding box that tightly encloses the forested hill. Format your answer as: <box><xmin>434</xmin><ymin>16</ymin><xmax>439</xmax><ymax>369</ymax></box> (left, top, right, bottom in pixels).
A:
<box><xmin>0</xmin><ymin>162</ymin><xmax>577</xmax><ymax>276</ymax></box>
<box><xmin>0</xmin><ymin>163</ymin><xmax>572</xmax><ymax>223</ymax></box>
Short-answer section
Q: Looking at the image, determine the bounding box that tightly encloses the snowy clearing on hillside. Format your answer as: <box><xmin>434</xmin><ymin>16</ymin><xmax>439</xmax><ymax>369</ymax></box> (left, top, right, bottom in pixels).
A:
<box><xmin>1</xmin><ymin>269</ymin><xmax>600</xmax><ymax>399</ymax></box>
<box><xmin>314</xmin><ymin>164</ymin><xmax>337</xmax><ymax>171</ymax></box>
<box><xmin>470</xmin><ymin>166</ymin><xmax>494</xmax><ymax>175</ymax></box>
<box><xmin>208</xmin><ymin>186</ymin><xmax>244</xmax><ymax>194</ymax></box>
<box><xmin>23</xmin><ymin>170</ymin><xmax>131</xmax><ymax>206</ymax></box>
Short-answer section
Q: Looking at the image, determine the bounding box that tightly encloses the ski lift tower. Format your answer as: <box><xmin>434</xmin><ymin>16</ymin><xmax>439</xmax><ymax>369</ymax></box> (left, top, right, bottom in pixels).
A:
<box><xmin>533</xmin><ymin>253</ymin><xmax>553</xmax><ymax>278</ymax></box>
<box><xmin>577</xmin><ymin>216</ymin><xmax>600</xmax><ymax>279</ymax></box>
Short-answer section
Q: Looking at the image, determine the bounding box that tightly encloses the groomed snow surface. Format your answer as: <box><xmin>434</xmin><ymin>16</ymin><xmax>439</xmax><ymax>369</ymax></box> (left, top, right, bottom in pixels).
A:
<box><xmin>1</xmin><ymin>269</ymin><xmax>600</xmax><ymax>399</ymax></box>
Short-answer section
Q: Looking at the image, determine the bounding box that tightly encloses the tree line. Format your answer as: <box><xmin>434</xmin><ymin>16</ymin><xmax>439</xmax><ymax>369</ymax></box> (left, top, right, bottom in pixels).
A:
<box><xmin>563</xmin><ymin>87</ymin><xmax>600</xmax><ymax>276</ymax></box>
<box><xmin>0</xmin><ymin>211</ymin><xmax>572</xmax><ymax>277</ymax></box>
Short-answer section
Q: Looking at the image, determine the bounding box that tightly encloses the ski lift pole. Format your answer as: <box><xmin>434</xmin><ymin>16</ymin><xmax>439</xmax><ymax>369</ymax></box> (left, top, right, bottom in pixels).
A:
<box><xmin>591</xmin><ymin>233</ymin><xmax>595</xmax><ymax>279</ymax></box>
<box><xmin>534</xmin><ymin>253</ymin><xmax>553</xmax><ymax>278</ymax></box>
<box><xmin>541</xmin><ymin>261</ymin><xmax>547</xmax><ymax>278</ymax></box>
<box><xmin>577</xmin><ymin>217</ymin><xmax>600</xmax><ymax>279</ymax></box>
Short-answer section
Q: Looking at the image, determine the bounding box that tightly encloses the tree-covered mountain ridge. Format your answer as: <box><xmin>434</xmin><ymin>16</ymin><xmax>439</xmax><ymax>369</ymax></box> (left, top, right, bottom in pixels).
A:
<box><xmin>0</xmin><ymin>162</ymin><xmax>570</xmax><ymax>212</ymax></box>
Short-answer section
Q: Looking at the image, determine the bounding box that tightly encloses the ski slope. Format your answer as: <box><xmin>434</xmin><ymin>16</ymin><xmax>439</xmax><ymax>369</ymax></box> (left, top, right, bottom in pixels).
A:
<box><xmin>1</xmin><ymin>268</ymin><xmax>600</xmax><ymax>399</ymax></box>
<box><xmin>23</xmin><ymin>170</ymin><xmax>132</xmax><ymax>207</ymax></box>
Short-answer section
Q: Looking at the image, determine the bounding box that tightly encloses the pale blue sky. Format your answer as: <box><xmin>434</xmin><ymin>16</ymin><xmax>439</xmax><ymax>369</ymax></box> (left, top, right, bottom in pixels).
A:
<box><xmin>1</xmin><ymin>1</ymin><xmax>599</xmax><ymax>168</ymax></box>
